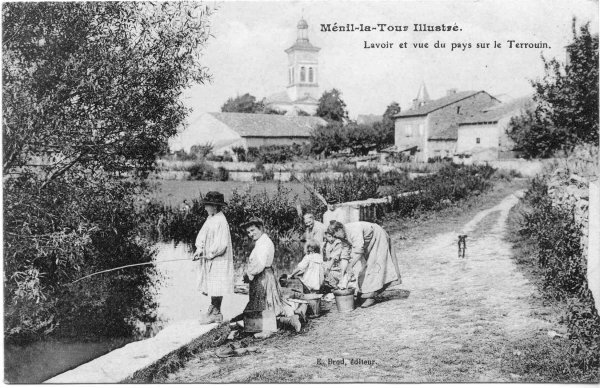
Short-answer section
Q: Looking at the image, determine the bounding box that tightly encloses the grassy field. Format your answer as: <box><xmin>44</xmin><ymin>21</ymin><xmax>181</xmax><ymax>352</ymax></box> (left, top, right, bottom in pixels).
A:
<box><xmin>147</xmin><ymin>180</ymin><xmax>311</xmax><ymax>207</ymax></box>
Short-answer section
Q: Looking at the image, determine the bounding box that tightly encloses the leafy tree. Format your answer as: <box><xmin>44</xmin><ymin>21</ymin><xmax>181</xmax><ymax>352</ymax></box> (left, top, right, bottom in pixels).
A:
<box><xmin>316</xmin><ymin>88</ymin><xmax>348</xmax><ymax>122</ymax></box>
<box><xmin>383</xmin><ymin>101</ymin><xmax>401</xmax><ymax>121</ymax></box>
<box><xmin>3</xmin><ymin>2</ymin><xmax>213</xmax><ymax>341</ymax></box>
<box><xmin>221</xmin><ymin>93</ymin><xmax>265</xmax><ymax>113</ymax></box>
<box><xmin>310</xmin><ymin>122</ymin><xmax>345</xmax><ymax>156</ymax></box>
<box><xmin>507</xmin><ymin>109</ymin><xmax>567</xmax><ymax>158</ymax></box>
<box><xmin>508</xmin><ymin>20</ymin><xmax>598</xmax><ymax>158</ymax></box>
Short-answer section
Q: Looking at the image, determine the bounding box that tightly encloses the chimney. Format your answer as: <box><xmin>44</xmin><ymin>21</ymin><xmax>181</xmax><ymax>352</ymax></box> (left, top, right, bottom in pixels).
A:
<box><xmin>446</xmin><ymin>88</ymin><xmax>458</xmax><ymax>96</ymax></box>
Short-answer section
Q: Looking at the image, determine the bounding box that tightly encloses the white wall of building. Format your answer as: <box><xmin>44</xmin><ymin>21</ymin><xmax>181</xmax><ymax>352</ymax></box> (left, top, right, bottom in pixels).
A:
<box><xmin>168</xmin><ymin>113</ymin><xmax>244</xmax><ymax>154</ymax></box>
<box><xmin>394</xmin><ymin>116</ymin><xmax>428</xmax><ymax>161</ymax></box>
<box><xmin>457</xmin><ymin>124</ymin><xmax>500</xmax><ymax>154</ymax></box>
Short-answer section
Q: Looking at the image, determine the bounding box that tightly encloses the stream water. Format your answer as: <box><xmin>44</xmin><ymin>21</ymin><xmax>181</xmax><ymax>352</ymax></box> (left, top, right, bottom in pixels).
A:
<box><xmin>5</xmin><ymin>241</ymin><xmax>300</xmax><ymax>383</ymax></box>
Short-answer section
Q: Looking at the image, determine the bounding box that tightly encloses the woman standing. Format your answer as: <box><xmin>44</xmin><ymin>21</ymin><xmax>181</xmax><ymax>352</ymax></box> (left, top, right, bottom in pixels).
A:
<box><xmin>327</xmin><ymin>220</ymin><xmax>401</xmax><ymax>308</ymax></box>
<box><xmin>194</xmin><ymin>191</ymin><xmax>234</xmax><ymax>324</ymax></box>
<box><xmin>238</xmin><ymin>217</ymin><xmax>284</xmax><ymax>336</ymax></box>
<box><xmin>240</xmin><ymin>217</ymin><xmax>284</xmax><ymax>314</ymax></box>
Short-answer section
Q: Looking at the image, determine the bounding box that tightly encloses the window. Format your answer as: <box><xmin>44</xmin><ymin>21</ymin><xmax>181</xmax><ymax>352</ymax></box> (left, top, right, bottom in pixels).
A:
<box><xmin>476</xmin><ymin>137</ymin><xmax>481</xmax><ymax>144</ymax></box>
<box><xmin>300</xmin><ymin>67</ymin><xmax>306</xmax><ymax>82</ymax></box>
<box><xmin>309</xmin><ymin>67</ymin><xmax>314</xmax><ymax>83</ymax></box>
<box><xmin>289</xmin><ymin>68</ymin><xmax>292</xmax><ymax>84</ymax></box>
<box><xmin>456</xmin><ymin>106</ymin><xmax>461</xmax><ymax>114</ymax></box>
<box><xmin>405</xmin><ymin>125</ymin><xmax>413</xmax><ymax>137</ymax></box>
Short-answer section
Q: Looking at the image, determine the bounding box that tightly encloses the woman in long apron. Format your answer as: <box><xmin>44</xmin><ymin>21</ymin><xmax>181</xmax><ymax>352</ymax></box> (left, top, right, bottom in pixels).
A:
<box><xmin>193</xmin><ymin>191</ymin><xmax>234</xmax><ymax>324</ymax></box>
<box><xmin>327</xmin><ymin>220</ymin><xmax>401</xmax><ymax>308</ymax></box>
<box><xmin>239</xmin><ymin>217</ymin><xmax>284</xmax><ymax>335</ymax></box>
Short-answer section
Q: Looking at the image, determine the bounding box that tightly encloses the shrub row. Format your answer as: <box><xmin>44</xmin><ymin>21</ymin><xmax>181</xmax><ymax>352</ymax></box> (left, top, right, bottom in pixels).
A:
<box><xmin>142</xmin><ymin>184</ymin><xmax>305</xmax><ymax>274</ymax></box>
<box><xmin>233</xmin><ymin>144</ymin><xmax>311</xmax><ymax>164</ymax></box>
<box><xmin>519</xmin><ymin>177</ymin><xmax>600</xmax><ymax>373</ymax></box>
<box><xmin>187</xmin><ymin>162</ymin><xmax>229</xmax><ymax>181</ymax></box>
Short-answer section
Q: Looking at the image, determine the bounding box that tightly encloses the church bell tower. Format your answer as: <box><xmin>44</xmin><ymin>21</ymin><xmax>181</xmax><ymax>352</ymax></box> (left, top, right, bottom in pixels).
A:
<box><xmin>285</xmin><ymin>18</ymin><xmax>320</xmax><ymax>102</ymax></box>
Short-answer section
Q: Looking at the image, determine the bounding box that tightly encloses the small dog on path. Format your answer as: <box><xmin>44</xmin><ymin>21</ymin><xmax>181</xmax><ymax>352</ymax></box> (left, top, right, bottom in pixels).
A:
<box><xmin>458</xmin><ymin>234</ymin><xmax>467</xmax><ymax>258</ymax></box>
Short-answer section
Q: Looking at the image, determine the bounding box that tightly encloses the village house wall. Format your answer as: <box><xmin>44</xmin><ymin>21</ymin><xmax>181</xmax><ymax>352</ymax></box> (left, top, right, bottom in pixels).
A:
<box><xmin>457</xmin><ymin>112</ymin><xmax>520</xmax><ymax>161</ymax></box>
<box><xmin>428</xmin><ymin>139</ymin><xmax>456</xmax><ymax>159</ymax></box>
<box><xmin>457</xmin><ymin>124</ymin><xmax>499</xmax><ymax>153</ymax></box>
<box><xmin>395</xmin><ymin>91</ymin><xmax>499</xmax><ymax>162</ymax></box>
<box><xmin>394</xmin><ymin>116</ymin><xmax>428</xmax><ymax>161</ymax></box>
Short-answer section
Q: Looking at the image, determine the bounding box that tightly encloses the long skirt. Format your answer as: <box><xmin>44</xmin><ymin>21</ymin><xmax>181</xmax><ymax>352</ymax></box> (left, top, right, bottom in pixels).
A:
<box><xmin>353</xmin><ymin>224</ymin><xmax>402</xmax><ymax>294</ymax></box>
<box><xmin>244</xmin><ymin>267</ymin><xmax>284</xmax><ymax>316</ymax></box>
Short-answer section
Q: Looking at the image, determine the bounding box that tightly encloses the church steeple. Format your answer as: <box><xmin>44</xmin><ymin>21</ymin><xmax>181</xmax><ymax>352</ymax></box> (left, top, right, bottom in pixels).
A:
<box><xmin>412</xmin><ymin>81</ymin><xmax>430</xmax><ymax>109</ymax></box>
<box><xmin>285</xmin><ymin>17</ymin><xmax>320</xmax><ymax>102</ymax></box>
<box><xmin>297</xmin><ymin>18</ymin><xmax>309</xmax><ymax>43</ymax></box>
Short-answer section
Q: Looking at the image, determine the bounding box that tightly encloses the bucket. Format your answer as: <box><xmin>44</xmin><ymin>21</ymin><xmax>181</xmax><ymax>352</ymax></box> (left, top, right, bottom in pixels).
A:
<box><xmin>244</xmin><ymin>310</ymin><xmax>277</xmax><ymax>333</ymax></box>
<box><xmin>333</xmin><ymin>288</ymin><xmax>355</xmax><ymax>312</ymax></box>
<box><xmin>303</xmin><ymin>293</ymin><xmax>322</xmax><ymax>317</ymax></box>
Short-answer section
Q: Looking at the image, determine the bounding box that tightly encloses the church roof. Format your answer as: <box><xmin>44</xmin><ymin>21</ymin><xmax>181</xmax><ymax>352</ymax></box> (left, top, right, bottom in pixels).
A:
<box><xmin>265</xmin><ymin>91</ymin><xmax>319</xmax><ymax>105</ymax></box>
<box><xmin>297</xmin><ymin>18</ymin><xmax>308</xmax><ymax>29</ymax></box>
<box><xmin>208</xmin><ymin>112</ymin><xmax>327</xmax><ymax>138</ymax></box>
<box><xmin>285</xmin><ymin>40</ymin><xmax>320</xmax><ymax>52</ymax></box>
<box><xmin>415</xmin><ymin>82</ymin><xmax>430</xmax><ymax>102</ymax></box>
<box><xmin>265</xmin><ymin>91</ymin><xmax>291</xmax><ymax>104</ymax></box>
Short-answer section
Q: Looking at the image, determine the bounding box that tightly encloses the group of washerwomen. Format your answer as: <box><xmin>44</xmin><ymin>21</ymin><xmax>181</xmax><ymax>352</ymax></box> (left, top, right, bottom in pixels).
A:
<box><xmin>194</xmin><ymin>191</ymin><xmax>402</xmax><ymax>337</ymax></box>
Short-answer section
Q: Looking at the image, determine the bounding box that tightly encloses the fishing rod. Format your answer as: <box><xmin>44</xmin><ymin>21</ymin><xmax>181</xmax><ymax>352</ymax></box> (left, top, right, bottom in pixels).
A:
<box><xmin>69</xmin><ymin>257</ymin><xmax>198</xmax><ymax>285</ymax></box>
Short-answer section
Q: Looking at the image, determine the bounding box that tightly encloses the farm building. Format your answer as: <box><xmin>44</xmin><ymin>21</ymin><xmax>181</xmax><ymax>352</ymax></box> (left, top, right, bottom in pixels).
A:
<box><xmin>456</xmin><ymin>96</ymin><xmax>534</xmax><ymax>161</ymax></box>
<box><xmin>392</xmin><ymin>87</ymin><xmax>500</xmax><ymax>162</ymax></box>
<box><xmin>264</xmin><ymin>18</ymin><xmax>321</xmax><ymax>115</ymax></box>
<box><xmin>168</xmin><ymin>112</ymin><xmax>327</xmax><ymax>154</ymax></box>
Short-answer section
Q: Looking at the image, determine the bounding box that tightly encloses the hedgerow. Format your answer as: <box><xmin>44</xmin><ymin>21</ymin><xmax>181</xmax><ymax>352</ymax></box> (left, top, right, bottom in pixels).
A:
<box><xmin>518</xmin><ymin>176</ymin><xmax>600</xmax><ymax>375</ymax></box>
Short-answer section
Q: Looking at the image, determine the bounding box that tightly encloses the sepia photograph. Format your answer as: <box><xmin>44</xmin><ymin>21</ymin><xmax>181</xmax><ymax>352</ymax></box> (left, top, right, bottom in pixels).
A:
<box><xmin>2</xmin><ymin>0</ymin><xmax>599</xmax><ymax>383</ymax></box>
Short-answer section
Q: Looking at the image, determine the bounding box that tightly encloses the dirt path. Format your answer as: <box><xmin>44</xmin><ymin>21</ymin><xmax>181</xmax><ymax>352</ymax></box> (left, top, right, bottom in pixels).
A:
<box><xmin>162</xmin><ymin>188</ymin><xmax>564</xmax><ymax>383</ymax></box>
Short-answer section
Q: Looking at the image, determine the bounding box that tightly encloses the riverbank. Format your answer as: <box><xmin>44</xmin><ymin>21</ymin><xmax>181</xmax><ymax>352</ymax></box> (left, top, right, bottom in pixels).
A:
<box><xmin>158</xmin><ymin>178</ymin><xmax>580</xmax><ymax>383</ymax></box>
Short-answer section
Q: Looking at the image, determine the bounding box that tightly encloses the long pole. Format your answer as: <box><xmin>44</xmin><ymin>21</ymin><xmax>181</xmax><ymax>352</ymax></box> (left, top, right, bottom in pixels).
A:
<box><xmin>69</xmin><ymin>258</ymin><xmax>194</xmax><ymax>285</ymax></box>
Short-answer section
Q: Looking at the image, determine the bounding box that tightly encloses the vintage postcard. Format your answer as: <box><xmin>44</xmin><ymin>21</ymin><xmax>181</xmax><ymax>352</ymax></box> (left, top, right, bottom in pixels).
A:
<box><xmin>3</xmin><ymin>0</ymin><xmax>599</xmax><ymax>384</ymax></box>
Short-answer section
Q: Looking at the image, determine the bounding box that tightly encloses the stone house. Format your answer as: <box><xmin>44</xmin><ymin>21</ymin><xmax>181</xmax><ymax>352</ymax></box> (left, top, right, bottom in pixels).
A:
<box><xmin>457</xmin><ymin>96</ymin><xmax>533</xmax><ymax>161</ymax></box>
<box><xmin>169</xmin><ymin>112</ymin><xmax>327</xmax><ymax>155</ymax></box>
<box><xmin>393</xmin><ymin>89</ymin><xmax>500</xmax><ymax>162</ymax></box>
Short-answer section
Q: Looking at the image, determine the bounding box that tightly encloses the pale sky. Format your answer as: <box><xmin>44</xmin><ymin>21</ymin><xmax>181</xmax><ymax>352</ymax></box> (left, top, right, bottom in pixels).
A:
<box><xmin>182</xmin><ymin>0</ymin><xmax>598</xmax><ymax>121</ymax></box>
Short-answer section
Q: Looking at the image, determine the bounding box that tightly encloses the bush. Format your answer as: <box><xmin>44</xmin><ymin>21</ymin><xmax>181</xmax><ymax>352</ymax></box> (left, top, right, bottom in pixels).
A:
<box><xmin>186</xmin><ymin>162</ymin><xmax>228</xmax><ymax>181</ymax></box>
<box><xmin>388</xmin><ymin>163</ymin><xmax>496</xmax><ymax>217</ymax></box>
<box><xmin>4</xmin><ymin>177</ymin><xmax>157</xmax><ymax>343</ymax></box>
<box><xmin>310</xmin><ymin>122</ymin><xmax>393</xmax><ymax>157</ymax></box>
<box><xmin>518</xmin><ymin>176</ymin><xmax>600</xmax><ymax>373</ymax></box>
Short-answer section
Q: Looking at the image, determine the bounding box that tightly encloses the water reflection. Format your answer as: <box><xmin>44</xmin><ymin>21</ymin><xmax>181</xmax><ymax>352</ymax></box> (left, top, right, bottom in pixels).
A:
<box><xmin>4</xmin><ymin>240</ymin><xmax>302</xmax><ymax>383</ymax></box>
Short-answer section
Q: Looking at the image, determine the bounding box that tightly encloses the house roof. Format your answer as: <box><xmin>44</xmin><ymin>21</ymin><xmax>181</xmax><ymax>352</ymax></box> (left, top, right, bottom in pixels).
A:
<box><xmin>208</xmin><ymin>112</ymin><xmax>327</xmax><ymax>138</ymax></box>
<box><xmin>459</xmin><ymin>96</ymin><xmax>534</xmax><ymax>125</ymax></box>
<box><xmin>395</xmin><ymin>90</ymin><xmax>486</xmax><ymax>117</ymax></box>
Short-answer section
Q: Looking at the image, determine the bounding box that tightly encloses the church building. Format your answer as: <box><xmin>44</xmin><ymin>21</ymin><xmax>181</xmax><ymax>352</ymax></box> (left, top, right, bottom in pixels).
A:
<box><xmin>265</xmin><ymin>18</ymin><xmax>321</xmax><ymax>115</ymax></box>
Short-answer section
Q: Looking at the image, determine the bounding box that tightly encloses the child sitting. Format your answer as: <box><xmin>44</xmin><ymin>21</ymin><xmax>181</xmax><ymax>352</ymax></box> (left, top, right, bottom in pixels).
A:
<box><xmin>290</xmin><ymin>239</ymin><xmax>324</xmax><ymax>293</ymax></box>
<box><xmin>278</xmin><ymin>276</ymin><xmax>307</xmax><ymax>332</ymax></box>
